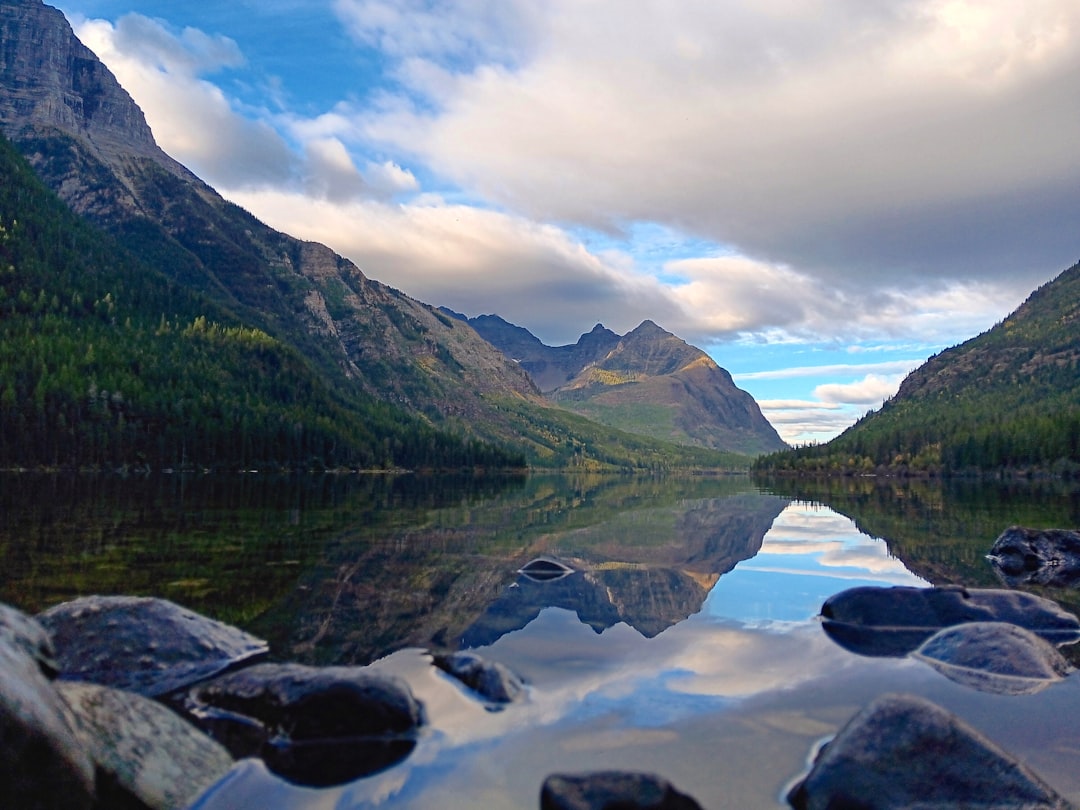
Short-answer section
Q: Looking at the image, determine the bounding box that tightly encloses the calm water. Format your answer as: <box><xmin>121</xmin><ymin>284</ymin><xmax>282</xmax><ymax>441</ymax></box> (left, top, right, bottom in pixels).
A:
<box><xmin>3</xmin><ymin>472</ymin><xmax>1080</xmax><ymax>808</ymax></box>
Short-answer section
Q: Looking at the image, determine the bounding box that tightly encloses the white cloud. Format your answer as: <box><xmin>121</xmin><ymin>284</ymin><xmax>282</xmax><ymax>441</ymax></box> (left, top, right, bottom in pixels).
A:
<box><xmin>814</xmin><ymin>373</ymin><xmax>906</xmax><ymax>405</ymax></box>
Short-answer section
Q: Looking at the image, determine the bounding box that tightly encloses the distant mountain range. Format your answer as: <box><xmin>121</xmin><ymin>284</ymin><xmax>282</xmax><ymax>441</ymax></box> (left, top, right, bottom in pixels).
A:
<box><xmin>757</xmin><ymin>260</ymin><xmax>1080</xmax><ymax>475</ymax></box>
<box><xmin>0</xmin><ymin>0</ymin><xmax>761</xmax><ymax>469</ymax></box>
<box><xmin>447</xmin><ymin>312</ymin><xmax>787</xmax><ymax>455</ymax></box>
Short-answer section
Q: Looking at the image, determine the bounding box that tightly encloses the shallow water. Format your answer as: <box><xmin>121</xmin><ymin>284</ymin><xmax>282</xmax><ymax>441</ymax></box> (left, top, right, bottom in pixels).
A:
<box><xmin>4</xmin><ymin>472</ymin><xmax>1080</xmax><ymax>807</ymax></box>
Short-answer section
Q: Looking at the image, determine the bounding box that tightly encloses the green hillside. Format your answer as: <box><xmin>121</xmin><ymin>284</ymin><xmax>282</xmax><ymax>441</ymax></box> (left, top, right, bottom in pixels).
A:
<box><xmin>755</xmin><ymin>261</ymin><xmax>1080</xmax><ymax>476</ymax></box>
<box><xmin>0</xmin><ymin>135</ymin><xmax>524</xmax><ymax>471</ymax></box>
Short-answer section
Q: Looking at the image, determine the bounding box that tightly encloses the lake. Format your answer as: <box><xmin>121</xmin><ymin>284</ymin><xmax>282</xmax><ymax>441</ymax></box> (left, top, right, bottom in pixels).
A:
<box><xmin>3</xmin><ymin>472</ymin><xmax>1080</xmax><ymax>808</ymax></box>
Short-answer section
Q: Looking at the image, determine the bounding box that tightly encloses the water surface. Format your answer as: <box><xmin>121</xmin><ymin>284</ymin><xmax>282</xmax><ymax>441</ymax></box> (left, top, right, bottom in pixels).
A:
<box><xmin>3</xmin><ymin>472</ymin><xmax>1080</xmax><ymax>808</ymax></box>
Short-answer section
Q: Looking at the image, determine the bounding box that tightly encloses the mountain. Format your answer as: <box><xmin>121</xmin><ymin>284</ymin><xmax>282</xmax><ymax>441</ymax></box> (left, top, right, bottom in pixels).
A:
<box><xmin>0</xmin><ymin>0</ymin><xmax>741</xmax><ymax>471</ymax></box>
<box><xmin>756</xmin><ymin>260</ymin><xmax>1080</xmax><ymax>475</ymax></box>
<box><xmin>456</xmin><ymin>313</ymin><xmax>788</xmax><ymax>455</ymax></box>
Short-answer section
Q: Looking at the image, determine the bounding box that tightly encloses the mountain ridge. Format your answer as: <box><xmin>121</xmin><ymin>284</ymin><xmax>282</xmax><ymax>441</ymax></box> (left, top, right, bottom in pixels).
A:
<box><xmin>454</xmin><ymin>312</ymin><xmax>788</xmax><ymax>455</ymax></box>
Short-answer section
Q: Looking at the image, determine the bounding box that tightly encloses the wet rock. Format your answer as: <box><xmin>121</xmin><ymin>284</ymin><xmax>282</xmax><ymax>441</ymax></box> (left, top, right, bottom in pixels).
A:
<box><xmin>1</xmin><ymin>601</ymin><xmax>58</xmax><ymax>677</ymax></box>
<box><xmin>433</xmin><ymin>650</ymin><xmax>525</xmax><ymax>705</ymax></box>
<box><xmin>787</xmin><ymin>692</ymin><xmax>1070</xmax><ymax>809</ymax></box>
<box><xmin>519</xmin><ymin>556</ymin><xmax>575</xmax><ymax>582</ymax></box>
<box><xmin>37</xmin><ymin>595</ymin><xmax>268</xmax><ymax>697</ymax></box>
<box><xmin>0</xmin><ymin>608</ymin><xmax>95</xmax><ymax>810</ymax></box>
<box><xmin>989</xmin><ymin>526</ymin><xmax>1080</xmax><ymax>588</ymax></box>
<box><xmin>184</xmin><ymin>662</ymin><xmax>424</xmax><ymax>786</ymax></box>
<box><xmin>541</xmin><ymin>771</ymin><xmax>704</xmax><ymax>810</ymax></box>
<box><xmin>58</xmin><ymin>681</ymin><xmax>233</xmax><ymax>810</ymax></box>
<box><xmin>913</xmin><ymin>621</ymin><xmax>1074</xmax><ymax>695</ymax></box>
<box><xmin>820</xmin><ymin>585</ymin><xmax>1080</xmax><ymax>657</ymax></box>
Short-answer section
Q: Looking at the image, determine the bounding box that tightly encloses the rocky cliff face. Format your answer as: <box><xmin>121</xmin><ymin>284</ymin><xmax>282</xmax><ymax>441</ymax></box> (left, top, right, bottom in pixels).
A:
<box><xmin>0</xmin><ymin>0</ymin><xmax>542</xmax><ymax>432</ymax></box>
<box><xmin>462</xmin><ymin>314</ymin><xmax>788</xmax><ymax>455</ymax></box>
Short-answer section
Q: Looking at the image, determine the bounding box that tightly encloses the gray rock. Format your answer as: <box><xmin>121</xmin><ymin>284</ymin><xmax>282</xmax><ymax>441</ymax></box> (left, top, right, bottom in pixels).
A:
<box><xmin>820</xmin><ymin>585</ymin><xmax>1080</xmax><ymax>657</ymax></box>
<box><xmin>59</xmin><ymin>681</ymin><xmax>233</xmax><ymax>810</ymax></box>
<box><xmin>0</xmin><ymin>601</ymin><xmax>58</xmax><ymax>676</ymax></box>
<box><xmin>989</xmin><ymin>526</ymin><xmax>1080</xmax><ymax>588</ymax></box>
<box><xmin>185</xmin><ymin>662</ymin><xmax>424</xmax><ymax>786</ymax></box>
<box><xmin>787</xmin><ymin>692</ymin><xmax>1070</xmax><ymax>809</ymax></box>
<box><xmin>0</xmin><ymin>613</ymin><xmax>95</xmax><ymax>810</ymax></box>
<box><xmin>38</xmin><ymin>595</ymin><xmax>268</xmax><ymax>697</ymax></box>
<box><xmin>433</xmin><ymin>650</ymin><xmax>525</xmax><ymax>705</ymax></box>
<box><xmin>913</xmin><ymin>621</ymin><xmax>1074</xmax><ymax>695</ymax></box>
<box><xmin>541</xmin><ymin>771</ymin><xmax>704</xmax><ymax>810</ymax></box>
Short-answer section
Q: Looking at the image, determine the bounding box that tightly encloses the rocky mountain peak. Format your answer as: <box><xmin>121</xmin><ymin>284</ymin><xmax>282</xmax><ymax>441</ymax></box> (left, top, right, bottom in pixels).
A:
<box><xmin>0</xmin><ymin>0</ymin><xmax>179</xmax><ymax>171</ymax></box>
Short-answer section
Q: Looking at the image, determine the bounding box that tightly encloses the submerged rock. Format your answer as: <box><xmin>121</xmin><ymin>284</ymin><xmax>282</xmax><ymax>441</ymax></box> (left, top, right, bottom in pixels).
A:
<box><xmin>59</xmin><ymin>681</ymin><xmax>233</xmax><ymax>810</ymax></box>
<box><xmin>0</xmin><ymin>612</ymin><xmax>95</xmax><ymax>810</ymax></box>
<box><xmin>820</xmin><ymin>585</ymin><xmax>1080</xmax><ymax>657</ymax></box>
<box><xmin>913</xmin><ymin>621</ymin><xmax>1074</xmax><ymax>695</ymax></box>
<box><xmin>989</xmin><ymin>526</ymin><xmax>1080</xmax><ymax>588</ymax></box>
<box><xmin>185</xmin><ymin>662</ymin><xmax>424</xmax><ymax>786</ymax></box>
<box><xmin>541</xmin><ymin>771</ymin><xmax>704</xmax><ymax>810</ymax></box>
<box><xmin>38</xmin><ymin>595</ymin><xmax>268</xmax><ymax>697</ymax></box>
<box><xmin>432</xmin><ymin>650</ymin><xmax>525</xmax><ymax>705</ymax></box>
<box><xmin>787</xmin><ymin>692</ymin><xmax>1070</xmax><ymax>809</ymax></box>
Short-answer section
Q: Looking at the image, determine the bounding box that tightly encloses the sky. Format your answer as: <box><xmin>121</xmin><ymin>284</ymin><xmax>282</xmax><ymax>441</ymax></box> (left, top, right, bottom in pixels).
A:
<box><xmin>54</xmin><ymin>0</ymin><xmax>1080</xmax><ymax>444</ymax></box>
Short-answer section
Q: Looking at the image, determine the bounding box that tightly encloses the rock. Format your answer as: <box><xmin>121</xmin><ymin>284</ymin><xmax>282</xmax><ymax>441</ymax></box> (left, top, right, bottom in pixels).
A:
<box><xmin>37</xmin><ymin>595</ymin><xmax>268</xmax><ymax>697</ymax></box>
<box><xmin>58</xmin><ymin>681</ymin><xmax>233</xmax><ymax>810</ymax></box>
<box><xmin>0</xmin><ymin>600</ymin><xmax>58</xmax><ymax>676</ymax></box>
<box><xmin>989</xmin><ymin>526</ymin><xmax>1080</xmax><ymax>588</ymax></box>
<box><xmin>913</xmin><ymin>621</ymin><xmax>1074</xmax><ymax>695</ymax></box>
<box><xmin>184</xmin><ymin>662</ymin><xmax>425</xmax><ymax>786</ymax></box>
<box><xmin>519</xmin><ymin>557</ymin><xmax>575</xmax><ymax>582</ymax></box>
<box><xmin>787</xmin><ymin>692</ymin><xmax>1070</xmax><ymax>809</ymax></box>
<box><xmin>541</xmin><ymin>771</ymin><xmax>704</xmax><ymax>810</ymax></box>
<box><xmin>432</xmin><ymin>650</ymin><xmax>525</xmax><ymax>705</ymax></box>
<box><xmin>0</xmin><ymin>607</ymin><xmax>95</xmax><ymax>809</ymax></box>
<box><xmin>820</xmin><ymin>585</ymin><xmax>1080</xmax><ymax>657</ymax></box>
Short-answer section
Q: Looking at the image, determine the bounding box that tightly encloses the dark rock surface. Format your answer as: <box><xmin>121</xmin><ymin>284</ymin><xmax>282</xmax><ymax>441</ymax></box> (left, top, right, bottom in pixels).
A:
<box><xmin>59</xmin><ymin>681</ymin><xmax>233</xmax><ymax>810</ymax></box>
<box><xmin>820</xmin><ymin>585</ymin><xmax>1080</xmax><ymax>657</ymax></box>
<box><xmin>37</xmin><ymin>595</ymin><xmax>269</xmax><ymax>697</ymax></box>
<box><xmin>541</xmin><ymin>771</ymin><xmax>704</xmax><ymax>810</ymax></box>
<box><xmin>0</xmin><ymin>619</ymin><xmax>95</xmax><ymax>809</ymax></box>
<box><xmin>990</xmin><ymin>526</ymin><xmax>1080</xmax><ymax>588</ymax></box>
<box><xmin>913</xmin><ymin>621</ymin><xmax>1074</xmax><ymax>695</ymax></box>
<box><xmin>787</xmin><ymin>692</ymin><xmax>1070</xmax><ymax>809</ymax></box>
<box><xmin>432</xmin><ymin>650</ymin><xmax>525</xmax><ymax>705</ymax></box>
<box><xmin>185</xmin><ymin>662</ymin><xmax>425</xmax><ymax>786</ymax></box>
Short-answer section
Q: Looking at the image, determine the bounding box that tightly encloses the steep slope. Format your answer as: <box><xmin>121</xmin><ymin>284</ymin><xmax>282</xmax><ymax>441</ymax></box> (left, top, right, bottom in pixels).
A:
<box><xmin>460</xmin><ymin>314</ymin><xmax>787</xmax><ymax>455</ymax></box>
<box><xmin>0</xmin><ymin>0</ymin><xmax>540</xmax><ymax>431</ymax></box>
<box><xmin>0</xmin><ymin>134</ymin><xmax>523</xmax><ymax>470</ymax></box>
<box><xmin>757</xmin><ymin>260</ymin><xmax>1080</xmax><ymax>475</ymax></box>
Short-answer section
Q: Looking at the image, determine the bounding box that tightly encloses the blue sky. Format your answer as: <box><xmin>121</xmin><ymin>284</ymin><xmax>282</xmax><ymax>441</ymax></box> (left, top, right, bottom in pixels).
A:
<box><xmin>56</xmin><ymin>0</ymin><xmax>1080</xmax><ymax>443</ymax></box>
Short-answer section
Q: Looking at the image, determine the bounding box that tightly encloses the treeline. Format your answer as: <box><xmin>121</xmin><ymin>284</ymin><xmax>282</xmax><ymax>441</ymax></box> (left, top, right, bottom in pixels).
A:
<box><xmin>755</xmin><ymin>261</ymin><xmax>1080</xmax><ymax>478</ymax></box>
<box><xmin>0</xmin><ymin>136</ymin><xmax>524</xmax><ymax>471</ymax></box>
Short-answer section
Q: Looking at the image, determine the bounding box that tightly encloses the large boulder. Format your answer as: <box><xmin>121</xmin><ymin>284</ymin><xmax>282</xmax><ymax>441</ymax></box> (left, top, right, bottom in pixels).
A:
<box><xmin>0</xmin><ymin>604</ymin><xmax>95</xmax><ymax>809</ymax></box>
<box><xmin>541</xmin><ymin>771</ymin><xmax>704</xmax><ymax>810</ymax></box>
<box><xmin>59</xmin><ymin>681</ymin><xmax>233</xmax><ymax>810</ymax></box>
<box><xmin>787</xmin><ymin>693</ymin><xmax>1070</xmax><ymax>809</ymax></box>
<box><xmin>989</xmin><ymin>526</ymin><xmax>1080</xmax><ymax>588</ymax></box>
<box><xmin>184</xmin><ymin>662</ymin><xmax>425</xmax><ymax>786</ymax></box>
<box><xmin>820</xmin><ymin>585</ymin><xmax>1080</xmax><ymax>657</ymax></box>
<box><xmin>37</xmin><ymin>595</ymin><xmax>268</xmax><ymax>697</ymax></box>
<box><xmin>913</xmin><ymin>621</ymin><xmax>1074</xmax><ymax>695</ymax></box>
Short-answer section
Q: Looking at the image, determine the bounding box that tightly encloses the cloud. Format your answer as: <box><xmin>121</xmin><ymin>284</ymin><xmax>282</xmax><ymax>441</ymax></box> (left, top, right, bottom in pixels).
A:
<box><xmin>355</xmin><ymin>0</ymin><xmax>1080</xmax><ymax>287</ymax></box>
<box><xmin>814</xmin><ymin>373</ymin><xmax>907</xmax><ymax>405</ymax></box>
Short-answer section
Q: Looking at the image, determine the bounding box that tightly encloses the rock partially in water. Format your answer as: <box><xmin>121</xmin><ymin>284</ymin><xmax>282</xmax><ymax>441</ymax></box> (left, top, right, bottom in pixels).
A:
<box><xmin>820</xmin><ymin>585</ymin><xmax>1080</xmax><ymax>657</ymax></box>
<box><xmin>913</xmin><ymin>621</ymin><xmax>1074</xmax><ymax>695</ymax></box>
<box><xmin>58</xmin><ymin>681</ymin><xmax>233</xmax><ymax>810</ymax></box>
<box><xmin>38</xmin><ymin>595</ymin><xmax>268</xmax><ymax>697</ymax></box>
<box><xmin>989</xmin><ymin>526</ymin><xmax>1080</xmax><ymax>588</ymax></box>
<box><xmin>185</xmin><ymin>662</ymin><xmax>424</xmax><ymax>786</ymax></box>
<box><xmin>519</xmin><ymin>556</ymin><xmax>575</xmax><ymax>583</ymax></box>
<box><xmin>432</xmin><ymin>650</ymin><xmax>525</xmax><ymax>705</ymax></box>
<box><xmin>541</xmin><ymin>771</ymin><xmax>704</xmax><ymax>810</ymax></box>
<box><xmin>0</xmin><ymin>611</ymin><xmax>95</xmax><ymax>810</ymax></box>
<box><xmin>787</xmin><ymin>692</ymin><xmax>1070</xmax><ymax>809</ymax></box>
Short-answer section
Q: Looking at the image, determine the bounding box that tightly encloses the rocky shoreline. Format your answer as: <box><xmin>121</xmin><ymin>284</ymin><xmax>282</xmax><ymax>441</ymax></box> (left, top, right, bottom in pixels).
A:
<box><xmin>4</xmin><ymin>527</ymin><xmax>1080</xmax><ymax>808</ymax></box>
